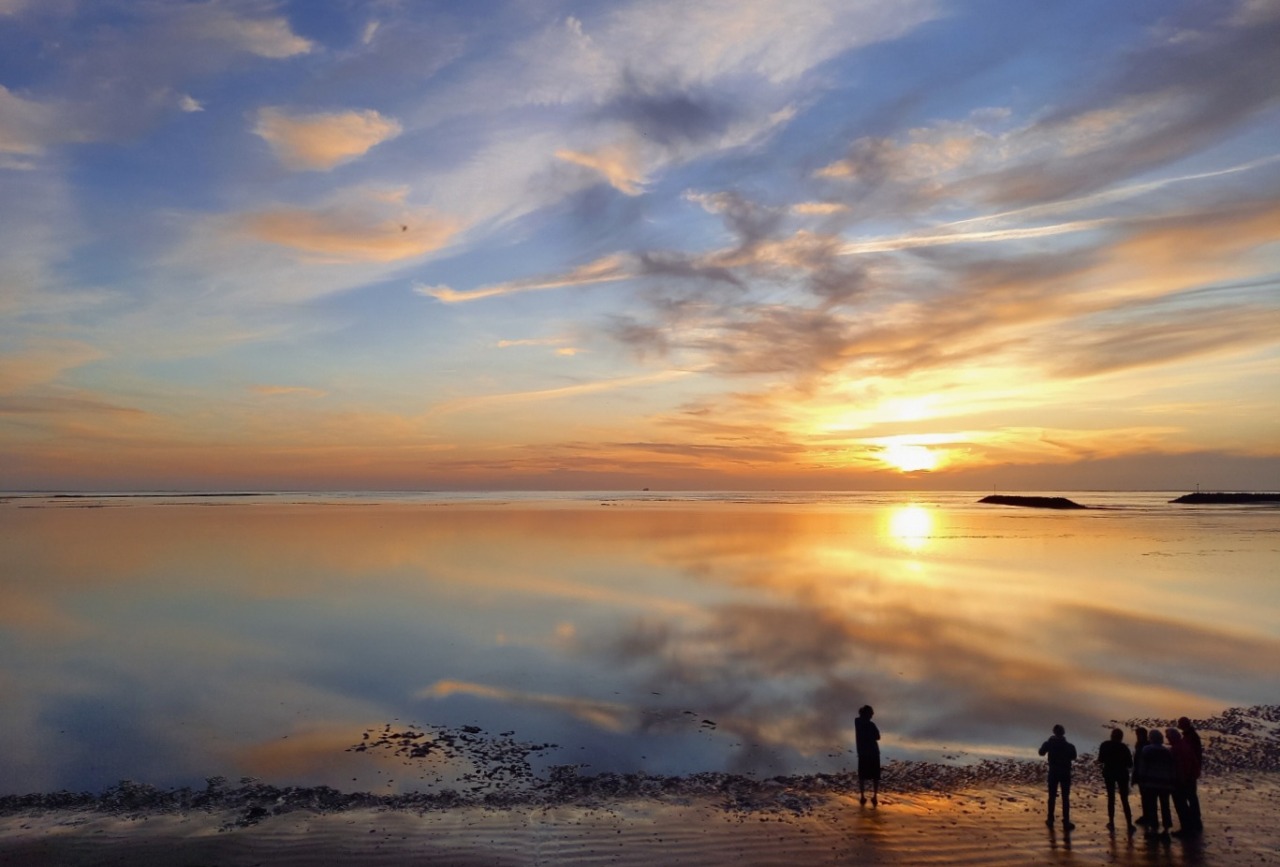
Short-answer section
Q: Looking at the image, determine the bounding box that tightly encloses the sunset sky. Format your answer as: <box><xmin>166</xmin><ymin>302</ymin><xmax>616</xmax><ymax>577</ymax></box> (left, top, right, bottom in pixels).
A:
<box><xmin>2</xmin><ymin>0</ymin><xmax>1278</xmax><ymax>491</ymax></box>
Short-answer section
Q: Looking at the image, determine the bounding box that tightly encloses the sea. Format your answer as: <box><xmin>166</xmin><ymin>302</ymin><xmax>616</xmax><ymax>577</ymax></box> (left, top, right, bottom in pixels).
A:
<box><xmin>1</xmin><ymin>490</ymin><xmax>1276</xmax><ymax>796</ymax></box>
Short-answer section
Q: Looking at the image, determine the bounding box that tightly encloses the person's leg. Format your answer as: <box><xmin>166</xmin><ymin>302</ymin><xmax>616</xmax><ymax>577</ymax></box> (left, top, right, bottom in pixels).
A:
<box><xmin>859</xmin><ymin>775</ymin><xmax>867</xmax><ymax>805</ymax></box>
<box><xmin>871</xmin><ymin>776</ymin><xmax>878</xmax><ymax>806</ymax></box>
<box><xmin>1158</xmin><ymin>792</ymin><xmax>1172</xmax><ymax>831</ymax></box>
<box><xmin>1046</xmin><ymin>775</ymin><xmax>1058</xmax><ymax>825</ymax></box>
<box><xmin>1187</xmin><ymin>780</ymin><xmax>1202</xmax><ymax>832</ymax></box>
<box><xmin>1171</xmin><ymin>785</ymin><xmax>1190</xmax><ymax>833</ymax></box>
<box><xmin>1119</xmin><ymin>783</ymin><xmax>1134</xmax><ymax>829</ymax></box>
<box><xmin>1141</xmin><ymin>789</ymin><xmax>1157</xmax><ymax>834</ymax></box>
<box><xmin>1105</xmin><ymin>777</ymin><xmax>1117</xmax><ymax>828</ymax></box>
<box><xmin>1061</xmin><ymin>776</ymin><xmax>1073</xmax><ymax>829</ymax></box>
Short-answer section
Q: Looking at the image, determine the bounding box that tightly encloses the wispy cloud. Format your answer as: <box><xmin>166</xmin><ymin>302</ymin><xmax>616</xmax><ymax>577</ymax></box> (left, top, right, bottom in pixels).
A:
<box><xmin>250</xmin><ymin>385</ymin><xmax>327</xmax><ymax>398</ymax></box>
<box><xmin>431</xmin><ymin>369</ymin><xmax>692</xmax><ymax>415</ymax></box>
<box><xmin>417</xmin><ymin>254</ymin><xmax>632</xmax><ymax>303</ymax></box>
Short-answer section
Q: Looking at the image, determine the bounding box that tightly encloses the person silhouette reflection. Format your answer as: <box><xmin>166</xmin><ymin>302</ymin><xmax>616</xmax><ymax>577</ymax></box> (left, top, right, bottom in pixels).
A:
<box><xmin>854</xmin><ymin>705</ymin><xmax>880</xmax><ymax>806</ymax></box>
<box><xmin>1097</xmin><ymin>727</ymin><xmax>1135</xmax><ymax>833</ymax></box>
<box><xmin>1039</xmin><ymin>724</ymin><xmax>1077</xmax><ymax>831</ymax></box>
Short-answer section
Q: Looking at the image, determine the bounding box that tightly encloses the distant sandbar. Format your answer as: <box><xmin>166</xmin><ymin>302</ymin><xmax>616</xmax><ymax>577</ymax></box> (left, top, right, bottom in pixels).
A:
<box><xmin>1169</xmin><ymin>492</ymin><xmax>1280</xmax><ymax>504</ymax></box>
<box><xmin>978</xmin><ymin>495</ymin><xmax>1087</xmax><ymax>510</ymax></box>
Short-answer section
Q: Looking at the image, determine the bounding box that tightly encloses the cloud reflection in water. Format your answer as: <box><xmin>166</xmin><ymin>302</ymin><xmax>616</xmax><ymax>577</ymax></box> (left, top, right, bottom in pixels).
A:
<box><xmin>0</xmin><ymin>497</ymin><xmax>1275</xmax><ymax>792</ymax></box>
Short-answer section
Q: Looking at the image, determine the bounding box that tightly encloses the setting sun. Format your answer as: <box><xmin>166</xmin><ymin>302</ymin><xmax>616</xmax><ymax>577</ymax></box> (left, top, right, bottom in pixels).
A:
<box><xmin>880</xmin><ymin>443</ymin><xmax>940</xmax><ymax>473</ymax></box>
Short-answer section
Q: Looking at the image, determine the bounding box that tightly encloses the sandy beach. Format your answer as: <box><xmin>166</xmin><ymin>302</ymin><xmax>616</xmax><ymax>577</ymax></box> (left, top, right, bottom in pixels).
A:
<box><xmin>2</xmin><ymin>772</ymin><xmax>1276</xmax><ymax>866</ymax></box>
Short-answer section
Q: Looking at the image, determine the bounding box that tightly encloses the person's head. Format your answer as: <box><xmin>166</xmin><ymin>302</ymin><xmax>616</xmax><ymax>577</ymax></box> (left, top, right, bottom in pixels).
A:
<box><xmin>1149</xmin><ymin>729</ymin><xmax>1164</xmax><ymax>745</ymax></box>
<box><xmin>1166</xmin><ymin>728</ymin><xmax>1182</xmax><ymax>744</ymax></box>
<box><xmin>1052</xmin><ymin>724</ymin><xmax>1065</xmax><ymax>737</ymax></box>
<box><xmin>1178</xmin><ymin>716</ymin><xmax>1194</xmax><ymax>731</ymax></box>
<box><xmin>1110</xmin><ymin>728</ymin><xmax>1124</xmax><ymax>742</ymax></box>
<box><xmin>859</xmin><ymin>705</ymin><xmax>873</xmax><ymax>719</ymax></box>
<box><xmin>1135</xmin><ymin>725</ymin><xmax>1148</xmax><ymax>744</ymax></box>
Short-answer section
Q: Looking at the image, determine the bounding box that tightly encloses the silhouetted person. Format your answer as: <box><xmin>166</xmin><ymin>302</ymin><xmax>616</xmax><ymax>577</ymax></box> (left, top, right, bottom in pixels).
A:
<box><xmin>1177</xmin><ymin>716</ymin><xmax>1204</xmax><ymax>831</ymax></box>
<box><xmin>1098</xmin><ymin>727</ymin><xmax>1135</xmax><ymax>833</ymax></box>
<box><xmin>1140</xmin><ymin>729</ymin><xmax>1175</xmax><ymax>836</ymax></box>
<box><xmin>1167</xmin><ymin>727</ymin><xmax>1203</xmax><ymax>836</ymax></box>
<box><xmin>854</xmin><ymin>705</ymin><xmax>880</xmax><ymax>806</ymax></box>
<box><xmin>1039</xmin><ymin>724</ymin><xmax>1077</xmax><ymax>831</ymax></box>
<box><xmin>1132</xmin><ymin>726</ymin><xmax>1150</xmax><ymax>826</ymax></box>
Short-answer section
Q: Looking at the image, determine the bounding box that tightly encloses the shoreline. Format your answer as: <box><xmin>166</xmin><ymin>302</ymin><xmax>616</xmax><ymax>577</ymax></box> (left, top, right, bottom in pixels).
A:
<box><xmin>4</xmin><ymin>704</ymin><xmax>1277</xmax><ymax>864</ymax></box>
<box><xmin>2</xmin><ymin>773</ymin><xmax>1276</xmax><ymax>866</ymax></box>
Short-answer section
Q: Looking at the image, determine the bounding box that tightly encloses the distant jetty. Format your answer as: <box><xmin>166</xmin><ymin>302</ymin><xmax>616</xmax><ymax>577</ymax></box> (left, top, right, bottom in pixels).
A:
<box><xmin>1169</xmin><ymin>492</ymin><xmax>1280</xmax><ymax>504</ymax></box>
<box><xmin>978</xmin><ymin>495</ymin><xmax>1087</xmax><ymax>510</ymax></box>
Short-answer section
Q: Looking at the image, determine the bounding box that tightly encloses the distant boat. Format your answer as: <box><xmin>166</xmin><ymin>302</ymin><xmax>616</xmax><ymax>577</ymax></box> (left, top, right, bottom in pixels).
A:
<box><xmin>978</xmin><ymin>495</ymin><xmax>1087</xmax><ymax>510</ymax></box>
<box><xmin>1169</xmin><ymin>492</ymin><xmax>1280</xmax><ymax>504</ymax></box>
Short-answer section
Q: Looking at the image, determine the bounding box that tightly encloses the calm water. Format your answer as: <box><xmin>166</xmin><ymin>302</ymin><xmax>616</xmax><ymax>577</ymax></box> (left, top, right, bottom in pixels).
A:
<box><xmin>1</xmin><ymin>491</ymin><xmax>1276</xmax><ymax>795</ymax></box>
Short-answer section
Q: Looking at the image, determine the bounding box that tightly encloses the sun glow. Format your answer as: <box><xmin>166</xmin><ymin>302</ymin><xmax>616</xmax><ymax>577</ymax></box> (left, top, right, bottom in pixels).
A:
<box><xmin>880</xmin><ymin>443</ymin><xmax>939</xmax><ymax>473</ymax></box>
<box><xmin>888</xmin><ymin>505</ymin><xmax>934</xmax><ymax>551</ymax></box>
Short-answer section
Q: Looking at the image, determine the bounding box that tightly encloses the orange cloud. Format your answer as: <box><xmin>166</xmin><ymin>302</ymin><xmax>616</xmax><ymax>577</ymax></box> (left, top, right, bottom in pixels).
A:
<box><xmin>255</xmin><ymin>107</ymin><xmax>402</xmax><ymax>170</ymax></box>
<box><xmin>418</xmin><ymin>680</ymin><xmax>631</xmax><ymax>732</ymax></box>
<box><xmin>0</xmin><ymin>339</ymin><xmax>102</xmax><ymax>394</ymax></box>
<box><xmin>250</xmin><ymin>384</ymin><xmax>328</xmax><ymax>398</ymax></box>
<box><xmin>555</xmin><ymin>145</ymin><xmax>646</xmax><ymax>194</ymax></box>
<box><xmin>240</xmin><ymin>191</ymin><xmax>459</xmax><ymax>263</ymax></box>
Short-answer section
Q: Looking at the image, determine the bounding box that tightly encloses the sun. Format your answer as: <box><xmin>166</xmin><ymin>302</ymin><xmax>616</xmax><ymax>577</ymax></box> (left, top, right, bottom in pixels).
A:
<box><xmin>880</xmin><ymin>443</ymin><xmax>939</xmax><ymax>473</ymax></box>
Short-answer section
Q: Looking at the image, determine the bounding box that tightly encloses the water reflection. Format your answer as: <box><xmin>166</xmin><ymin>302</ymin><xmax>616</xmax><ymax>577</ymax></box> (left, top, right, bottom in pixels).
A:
<box><xmin>887</xmin><ymin>505</ymin><xmax>933</xmax><ymax>552</ymax></box>
<box><xmin>0</xmin><ymin>497</ymin><xmax>1276</xmax><ymax>794</ymax></box>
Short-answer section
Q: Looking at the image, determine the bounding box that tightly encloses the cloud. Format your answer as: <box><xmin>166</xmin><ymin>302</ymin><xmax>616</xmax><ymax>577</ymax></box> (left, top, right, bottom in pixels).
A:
<box><xmin>418</xmin><ymin>680</ymin><xmax>631</xmax><ymax>732</ymax></box>
<box><xmin>0</xmin><ymin>340</ymin><xmax>102</xmax><ymax>394</ymax></box>
<box><xmin>792</xmin><ymin>202</ymin><xmax>849</xmax><ymax>216</ymax></box>
<box><xmin>254</xmin><ymin>107</ymin><xmax>403</xmax><ymax>171</ymax></box>
<box><xmin>496</xmin><ymin>337</ymin><xmax>581</xmax><ymax>357</ymax></box>
<box><xmin>581</xmin><ymin>0</ymin><xmax>939</xmax><ymax>88</ymax></box>
<box><xmin>0</xmin><ymin>86</ymin><xmax>65</xmax><ymax>156</ymax></box>
<box><xmin>167</xmin><ymin>1</ymin><xmax>313</xmax><ymax>59</ymax></box>
<box><xmin>555</xmin><ymin>146</ymin><xmax>647</xmax><ymax>195</ymax></box>
<box><xmin>250</xmin><ymin>385</ymin><xmax>327</xmax><ymax>398</ymax></box>
<box><xmin>594</xmin><ymin>72</ymin><xmax>739</xmax><ymax>149</ymax></box>
<box><xmin>238</xmin><ymin>188</ymin><xmax>459</xmax><ymax>263</ymax></box>
<box><xmin>431</xmin><ymin>369</ymin><xmax>691</xmax><ymax>415</ymax></box>
<box><xmin>417</xmin><ymin>253</ymin><xmax>632</xmax><ymax>303</ymax></box>
<box><xmin>178</xmin><ymin>94</ymin><xmax>203</xmax><ymax>113</ymax></box>
<box><xmin>0</xmin><ymin>2</ymin><xmax>314</xmax><ymax>154</ymax></box>
<box><xmin>962</xmin><ymin>3</ymin><xmax>1280</xmax><ymax>206</ymax></box>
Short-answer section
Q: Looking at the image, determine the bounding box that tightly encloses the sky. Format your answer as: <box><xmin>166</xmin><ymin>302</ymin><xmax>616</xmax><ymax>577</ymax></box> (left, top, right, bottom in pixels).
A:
<box><xmin>1</xmin><ymin>0</ymin><xmax>1278</xmax><ymax>491</ymax></box>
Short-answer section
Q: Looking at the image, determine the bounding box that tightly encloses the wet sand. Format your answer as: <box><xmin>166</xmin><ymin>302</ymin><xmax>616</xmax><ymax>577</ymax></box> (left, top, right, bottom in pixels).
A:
<box><xmin>2</xmin><ymin>773</ymin><xmax>1276</xmax><ymax>866</ymax></box>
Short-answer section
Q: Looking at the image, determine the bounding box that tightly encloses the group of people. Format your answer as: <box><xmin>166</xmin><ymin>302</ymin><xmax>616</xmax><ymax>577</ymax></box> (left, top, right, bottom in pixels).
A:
<box><xmin>1040</xmin><ymin>717</ymin><xmax>1204</xmax><ymax>837</ymax></box>
<box><xmin>852</xmin><ymin>707</ymin><xmax>1205</xmax><ymax>839</ymax></box>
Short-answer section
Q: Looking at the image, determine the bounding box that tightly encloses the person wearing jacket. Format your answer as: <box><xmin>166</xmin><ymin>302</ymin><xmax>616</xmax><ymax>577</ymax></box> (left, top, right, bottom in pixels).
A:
<box><xmin>1039</xmin><ymin>724</ymin><xmax>1078</xmax><ymax>831</ymax></box>
<box><xmin>1097</xmin><ymin>727</ymin><xmax>1135</xmax><ymax>833</ymax></box>
<box><xmin>1167</xmin><ymin>727</ymin><xmax>1203</xmax><ymax>836</ymax></box>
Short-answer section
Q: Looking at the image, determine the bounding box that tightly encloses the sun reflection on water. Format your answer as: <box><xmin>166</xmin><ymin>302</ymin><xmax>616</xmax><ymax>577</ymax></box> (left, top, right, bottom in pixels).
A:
<box><xmin>888</xmin><ymin>505</ymin><xmax>933</xmax><ymax>551</ymax></box>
